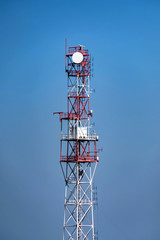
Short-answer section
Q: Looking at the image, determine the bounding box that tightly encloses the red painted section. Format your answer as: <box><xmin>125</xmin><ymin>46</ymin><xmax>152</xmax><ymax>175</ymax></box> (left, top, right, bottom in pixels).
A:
<box><xmin>55</xmin><ymin>44</ymin><xmax>98</xmax><ymax>163</ymax></box>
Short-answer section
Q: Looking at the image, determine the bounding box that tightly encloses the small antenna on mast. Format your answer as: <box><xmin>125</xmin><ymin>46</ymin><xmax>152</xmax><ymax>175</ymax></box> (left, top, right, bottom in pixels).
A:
<box><xmin>65</xmin><ymin>38</ymin><xmax>67</xmax><ymax>71</ymax></box>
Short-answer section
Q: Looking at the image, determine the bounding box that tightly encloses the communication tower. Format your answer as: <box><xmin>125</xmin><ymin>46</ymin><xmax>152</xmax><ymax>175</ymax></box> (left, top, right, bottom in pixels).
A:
<box><xmin>54</xmin><ymin>41</ymin><xmax>99</xmax><ymax>240</ymax></box>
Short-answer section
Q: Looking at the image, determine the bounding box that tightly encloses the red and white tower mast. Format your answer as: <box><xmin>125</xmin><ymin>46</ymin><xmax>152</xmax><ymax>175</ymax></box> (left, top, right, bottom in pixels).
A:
<box><xmin>54</xmin><ymin>42</ymin><xmax>99</xmax><ymax>240</ymax></box>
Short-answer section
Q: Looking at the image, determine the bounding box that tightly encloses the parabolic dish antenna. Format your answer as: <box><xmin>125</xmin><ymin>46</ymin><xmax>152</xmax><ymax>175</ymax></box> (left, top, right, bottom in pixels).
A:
<box><xmin>72</xmin><ymin>52</ymin><xmax>83</xmax><ymax>64</ymax></box>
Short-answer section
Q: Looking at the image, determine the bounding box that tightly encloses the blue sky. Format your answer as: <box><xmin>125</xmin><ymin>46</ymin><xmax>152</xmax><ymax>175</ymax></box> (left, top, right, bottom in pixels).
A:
<box><xmin>0</xmin><ymin>0</ymin><xmax>160</xmax><ymax>239</ymax></box>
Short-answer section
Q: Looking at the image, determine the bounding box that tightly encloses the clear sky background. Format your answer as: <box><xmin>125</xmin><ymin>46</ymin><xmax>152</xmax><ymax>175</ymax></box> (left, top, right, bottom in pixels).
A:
<box><xmin>0</xmin><ymin>0</ymin><xmax>160</xmax><ymax>239</ymax></box>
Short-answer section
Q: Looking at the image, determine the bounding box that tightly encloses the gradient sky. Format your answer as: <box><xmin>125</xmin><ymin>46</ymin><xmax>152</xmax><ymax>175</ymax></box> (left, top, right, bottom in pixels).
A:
<box><xmin>0</xmin><ymin>0</ymin><xmax>160</xmax><ymax>239</ymax></box>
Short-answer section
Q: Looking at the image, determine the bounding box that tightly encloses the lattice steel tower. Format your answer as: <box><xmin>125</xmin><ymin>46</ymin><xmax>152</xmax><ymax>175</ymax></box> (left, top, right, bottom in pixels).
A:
<box><xmin>54</xmin><ymin>42</ymin><xmax>99</xmax><ymax>240</ymax></box>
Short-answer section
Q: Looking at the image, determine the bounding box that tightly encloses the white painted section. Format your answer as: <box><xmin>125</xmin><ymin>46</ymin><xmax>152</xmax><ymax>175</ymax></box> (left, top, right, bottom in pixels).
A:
<box><xmin>72</xmin><ymin>52</ymin><xmax>83</xmax><ymax>63</ymax></box>
<box><xmin>77</xmin><ymin>127</ymin><xmax>87</xmax><ymax>138</ymax></box>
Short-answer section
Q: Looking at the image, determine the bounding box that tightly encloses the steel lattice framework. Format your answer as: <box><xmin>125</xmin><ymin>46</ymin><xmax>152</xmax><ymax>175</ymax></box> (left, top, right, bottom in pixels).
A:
<box><xmin>54</xmin><ymin>42</ymin><xmax>99</xmax><ymax>240</ymax></box>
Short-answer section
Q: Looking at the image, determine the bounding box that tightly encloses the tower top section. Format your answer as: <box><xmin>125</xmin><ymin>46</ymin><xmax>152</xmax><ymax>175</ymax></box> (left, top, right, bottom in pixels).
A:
<box><xmin>65</xmin><ymin>41</ymin><xmax>90</xmax><ymax>77</ymax></box>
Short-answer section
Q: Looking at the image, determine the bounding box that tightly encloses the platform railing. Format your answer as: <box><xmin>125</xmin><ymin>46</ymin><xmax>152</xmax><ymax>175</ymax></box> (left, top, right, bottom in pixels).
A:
<box><xmin>61</xmin><ymin>134</ymin><xmax>98</xmax><ymax>141</ymax></box>
<box><xmin>60</xmin><ymin>155</ymin><xmax>98</xmax><ymax>162</ymax></box>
